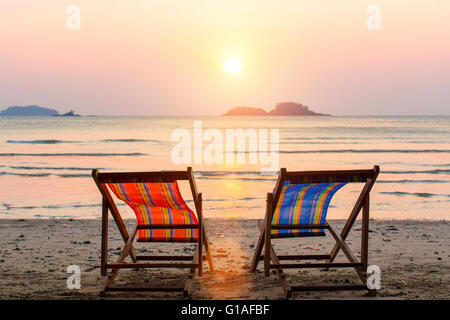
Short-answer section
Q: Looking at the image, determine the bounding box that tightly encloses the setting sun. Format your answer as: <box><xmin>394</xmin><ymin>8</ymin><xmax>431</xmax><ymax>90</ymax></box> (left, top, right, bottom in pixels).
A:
<box><xmin>224</xmin><ymin>58</ymin><xmax>241</xmax><ymax>74</ymax></box>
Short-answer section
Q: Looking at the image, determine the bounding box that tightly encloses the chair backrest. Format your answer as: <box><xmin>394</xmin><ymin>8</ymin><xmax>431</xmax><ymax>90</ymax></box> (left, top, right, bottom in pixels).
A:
<box><xmin>92</xmin><ymin>167</ymin><xmax>202</xmax><ymax>223</ymax></box>
<box><xmin>271</xmin><ymin>181</ymin><xmax>347</xmax><ymax>237</ymax></box>
<box><xmin>107</xmin><ymin>180</ymin><xmax>191</xmax><ymax>210</ymax></box>
<box><xmin>272</xmin><ymin>166</ymin><xmax>380</xmax><ymax>209</ymax></box>
<box><xmin>269</xmin><ymin>166</ymin><xmax>379</xmax><ymax>237</ymax></box>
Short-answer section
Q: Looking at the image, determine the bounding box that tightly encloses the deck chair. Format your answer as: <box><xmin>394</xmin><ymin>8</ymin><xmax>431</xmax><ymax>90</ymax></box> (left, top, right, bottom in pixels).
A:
<box><xmin>250</xmin><ymin>166</ymin><xmax>380</xmax><ymax>297</ymax></box>
<box><xmin>92</xmin><ymin>167</ymin><xmax>214</xmax><ymax>296</ymax></box>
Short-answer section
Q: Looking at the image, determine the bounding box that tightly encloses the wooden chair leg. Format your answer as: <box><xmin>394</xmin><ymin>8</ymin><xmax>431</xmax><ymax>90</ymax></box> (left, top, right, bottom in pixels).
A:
<box><xmin>203</xmin><ymin>224</ymin><xmax>214</xmax><ymax>272</ymax></box>
<box><xmin>258</xmin><ymin>221</ymin><xmax>291</xmax><ymax>297</ymax></box>
<box><xmin>367</xmin><ymin>289</ymin><xmax>377</xmax><ymax>297</ymax></box>
<box><xmin>269</xmin><ymin>246</ymin><xmax>292</xmax><ymax>298</ymax></box>
<box><xmin>361</xmin><ymin>195</ymin><xmax>370</xmax><ymax>271</ymax></box>
<box><xmin>196</xmin><ymin>192</ymin><xmax>203</xmax><ymax>276</ymax></box>
<box><xmin>197</xmin><ymin>222</ymin><xmax>203</xmax><ymax>276</ymax></box>
<box><xmin>251</xmin><ymin>193</ymin><xmax>274</xmax><ymax>275</ymax></box>
<box><xmin>264</xmin><ymin>219</ymin><xmax>271</xmax><ymax>277</ymax></box>
<box><xmin>264</xmin><ymin>193</ymin><xmax>273</xmax><ymax>277</ymax></box>
<box><xmin>250</xmin><ymin>224</ymin><xmax>265</xmax><ymax>273</ymax></box>
<box><xmin>101</xmin><ymin>227</ymin><xmax>137</xmax><ymax>295</ymax></box>
<box><xmin>185</xmin><ymin>246</ymin><xmax>199</xmax><ymax>298</ymax></box>
<box><xmin>101</xmin><ymin>198</ymin><xmax>108</xmax><ymax>276</ymax></box>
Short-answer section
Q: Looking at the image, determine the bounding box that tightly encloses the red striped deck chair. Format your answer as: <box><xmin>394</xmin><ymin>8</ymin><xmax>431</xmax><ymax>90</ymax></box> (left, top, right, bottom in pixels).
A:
<box><xmin>92</xmin><ymin>167</ymin><xmax>213</xmax><ymax>296</ymax></box>
<box><xmin>250</xmin><ymin>166</ymin><xmax>380</xmax><ymax>297</ymax></box>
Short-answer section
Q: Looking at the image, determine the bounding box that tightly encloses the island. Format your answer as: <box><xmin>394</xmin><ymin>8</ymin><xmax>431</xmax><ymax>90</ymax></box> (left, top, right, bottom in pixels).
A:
<box><xmin>222</xmin><ymin>106</ymin><xmax>268</xmax><ymax>116</ymax></box>
<box><xmin>0</xmin><ymin>105</ymin><xmax>59</xmax><ymax>116</ymax></box>
<box><xmin>53</xmin><ymin>110</ymin><xmax>80</xmax><ymax>117</ymax></box>
<box><xmin>0</xmin><ymin>105</ymin><xmax>80</xmax><ymax>117</ymax></box>
<box><xmin>222</xmin><ymin>102</ymin><xmax>330</xmax><ymax>116</ymax></box>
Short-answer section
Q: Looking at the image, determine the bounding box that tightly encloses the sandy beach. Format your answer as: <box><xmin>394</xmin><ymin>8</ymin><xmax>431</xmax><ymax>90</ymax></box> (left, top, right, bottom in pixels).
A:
<box><xmin>0</xmin><ymin>218</ymin><xmax>448</xmax><ymax>299</ymax></box>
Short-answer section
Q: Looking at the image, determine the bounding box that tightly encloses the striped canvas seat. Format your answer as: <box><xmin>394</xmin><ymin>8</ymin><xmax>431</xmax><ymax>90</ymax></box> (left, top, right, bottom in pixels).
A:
<box><xmin>107</xmin><ymin>182</ymin><xmax>199</xmax><ymax>242</ymax></box>
<box><xmin>271</xmin><ymin>182</ymin><xmax>347</xmax><ymax>238</ymax></box>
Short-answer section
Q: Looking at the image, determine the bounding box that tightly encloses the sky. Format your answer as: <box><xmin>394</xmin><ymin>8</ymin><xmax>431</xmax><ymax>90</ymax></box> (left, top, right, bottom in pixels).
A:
<box><xmin>0</xmin><ymin>0</ymin><xmax>449</xmax><ymax>116</ymax></box>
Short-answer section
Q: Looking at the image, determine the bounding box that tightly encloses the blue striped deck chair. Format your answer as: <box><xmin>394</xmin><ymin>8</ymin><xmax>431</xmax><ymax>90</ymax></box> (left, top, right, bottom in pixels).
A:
<box><xmin>250</xmin><ymin>166</ymin><xmax>380</xmax><ymax>297</ymax></box>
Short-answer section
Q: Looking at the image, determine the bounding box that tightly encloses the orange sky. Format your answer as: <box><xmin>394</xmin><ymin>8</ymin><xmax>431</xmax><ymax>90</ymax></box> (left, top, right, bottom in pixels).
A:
<box><xmin>0</xmin><ymin>1</ymin><xmax>449</xmax><ymax>115</ymax></box>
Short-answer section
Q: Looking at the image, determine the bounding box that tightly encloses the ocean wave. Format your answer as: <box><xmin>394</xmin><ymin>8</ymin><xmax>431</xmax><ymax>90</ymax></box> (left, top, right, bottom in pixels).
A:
<box><xmin>380</xmin><ymin>191</ymin><xmax>450</xmax><ymax>198</ymax></box>
<box><xmin>197</xmin><ymin>171</ymin><xmax>272</xmax><ymax>177</ymax></box>
<box><xmin>6</xmin><ymin>139</ymin><xmax>161</xmax><ymax>144</ymax></box>
<box><xmin>280</xmin><ymin>141</ymin><xmax>370</xmax><ymax>145</ymax></box>
<box><xmin>0</xmin><ymin>172</ymin><xmax>52</xmax><ymax>177</ymax></box>
<box><xmin>378</xmin><ymin>179</ymin><xmax>449</xmax><ymax>184</ymax></box>
<box><xmin>2</xmin><ymin>169</ymin><xmax>448</xmax><ymax>183</ymax></box>
<box><xmin>282</xmin><ymin>136</ymin><xmax>444</xmax><ymax>143</ymax></box>
<box><xmin>383</xmin><ymin>169</ymin><xmax>450</xmax><ymax>174</ymax></box>
<box><xmin>283</xmin><ymin>137</ymin><xmax>360</xmax><ymax>141</ymax></box>
<box><xmin>278</xmin><ymin>149</ymin><xmax>450</xmax><ymax>154</ymax></box>
<box><xmin>0</xmin><ymin>171</ymin><xmax>91</xmax><ymax>178</ymax></box>
<box><xmin>99</xmin><ymin>139</ymin><xmax>161</xmax><ymax>143</ymax></box>
<box><xmin>6</xmin><ymin>139</ymin><xmax>79</xmax><ymax>144</ymax></box>
<box><xmin>196</xmin><ymin>176</ymin><xmax>277</xmax><ymax>181</ymax></box>
<box><xmin>0</xmin><ymin>152</ymin><xmax>147</xmax><ymax>157</ymax></box>
<box><xmin>2</xmin><ymin>203</ymin><xmax>125</xmax><ymax>211</ymax></box>
<box><xmin>10</xmin><ymin>165</ymin><xmax>107</xmax><ymax>171</ymax></box>
<box><xmin>186</xmin><ymin>197</ymin><xmax>262</xmax><ymax>202</ymax></box>
<box><xmin>224</xmin><ymin>149</ymin><xmax>450</xmax><ymax>154</ymax></box>
<box><xmin>380</xmin><ymin>162</ymin><xmax>450</xmax><ymax>167</ymax></box>
<box><xmin>207</xmin><ymin>205</ymin><xmax>263</xmax><ymax>211</ymax></box>
<box><xmin>284</xmin><ymin>127</ymin><xmax>449</xmax><ymax>134</ymax></box>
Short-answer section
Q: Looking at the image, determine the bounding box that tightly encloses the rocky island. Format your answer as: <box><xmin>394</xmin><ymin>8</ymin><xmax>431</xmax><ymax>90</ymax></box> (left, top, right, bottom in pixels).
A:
<box><xmin>53</xmin><ymin>110</ymin><xmax>80</xmax><ymax>117</ymax></box>
<box><xmin>0</xmin><ymin>105</ymin><xmax>80</xmax><ymax>117</ymax></box>
<box><xmin>223</xmin><ymin>102</ymin><xmax>330</xmax><ymax>116</ymax></box>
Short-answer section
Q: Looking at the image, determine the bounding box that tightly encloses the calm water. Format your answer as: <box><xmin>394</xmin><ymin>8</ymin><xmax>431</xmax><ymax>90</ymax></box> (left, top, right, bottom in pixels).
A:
<box><xmin>0</xmin><ymin>116</ymin><xmax>449</xmax><ymax>220</ymax></box>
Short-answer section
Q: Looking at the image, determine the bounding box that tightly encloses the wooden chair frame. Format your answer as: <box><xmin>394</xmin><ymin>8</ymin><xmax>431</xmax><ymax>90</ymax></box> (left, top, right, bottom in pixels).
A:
<box><xmin>250</xmin><ymin>166</ymin><xmax>380</xmax><ymax>297</ymax></box>
<box><xmin>92</xmin><ymin>167</ymin><xmax>214</xmax><ymax>297</ymax></box>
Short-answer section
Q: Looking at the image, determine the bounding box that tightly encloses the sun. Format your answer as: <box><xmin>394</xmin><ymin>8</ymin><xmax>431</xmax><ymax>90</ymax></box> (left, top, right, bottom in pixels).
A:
<box><xmin>224</xmin><ymin>58</ymin><xmax>241</xmax><ymax>74</ymax></box>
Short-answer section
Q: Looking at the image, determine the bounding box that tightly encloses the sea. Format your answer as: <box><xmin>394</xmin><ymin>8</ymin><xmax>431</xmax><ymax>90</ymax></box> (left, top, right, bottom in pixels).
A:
<box><xmin>0</xmin><ymin>116</ymin><xmax>449</xmax><ymax>220</ymax></box>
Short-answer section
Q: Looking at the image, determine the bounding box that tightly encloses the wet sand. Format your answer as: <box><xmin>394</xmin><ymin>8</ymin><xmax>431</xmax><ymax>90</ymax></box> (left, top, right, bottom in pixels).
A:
<box><xmin>0</xmin><ymin>218</ymin><xmax>449</xmax><ymax>299</ymax></box>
